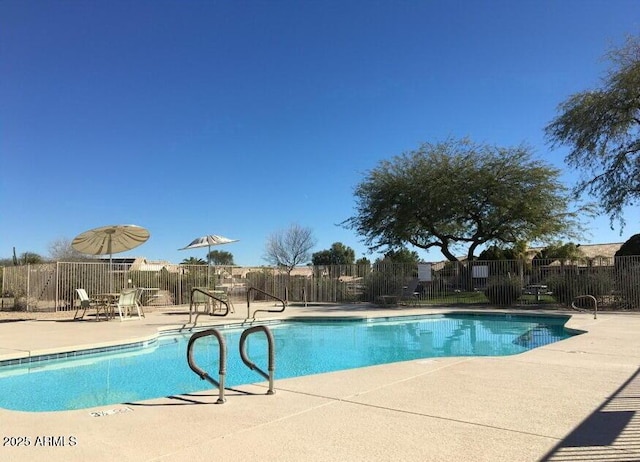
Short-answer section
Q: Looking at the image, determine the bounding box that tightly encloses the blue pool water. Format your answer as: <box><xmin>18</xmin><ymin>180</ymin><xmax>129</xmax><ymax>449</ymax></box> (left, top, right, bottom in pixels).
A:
<box><xmin>0</xmin><ymin>314</ymin><xmax>577</xmax><ymax>412</ymax></box>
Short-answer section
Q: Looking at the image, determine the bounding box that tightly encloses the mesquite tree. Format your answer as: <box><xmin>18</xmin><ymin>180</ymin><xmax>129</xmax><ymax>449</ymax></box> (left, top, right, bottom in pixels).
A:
<box><xmin>546</xmin><ymin>36</ymin><xmax>640</xmax><ymax>227</ymax></box>
<box><xmin>345</xmin><ymin>137</ymin><xmax>583</xmax><ymax>266</ymax></box>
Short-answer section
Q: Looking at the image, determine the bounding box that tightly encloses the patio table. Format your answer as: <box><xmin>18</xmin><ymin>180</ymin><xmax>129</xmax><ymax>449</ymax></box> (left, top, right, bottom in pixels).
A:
<box><xmin>94</xmin><ymin>293</ymin><xmax>120</xmax><ymax>319</ymax></box>
<box><xmin>207</xmin><ymin>290</ymin><xmax>227</xmax><ymax>313</ymax></box>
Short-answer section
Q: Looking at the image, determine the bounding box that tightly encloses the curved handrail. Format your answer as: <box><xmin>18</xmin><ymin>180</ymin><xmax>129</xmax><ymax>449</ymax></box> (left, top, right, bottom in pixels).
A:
<box><xmin>571</xmin><ymin>294</ymin><xmax>598</xmax><ymax>319</ymax></box>
<box><xmin>239</xmin><ymin>326</ymin><xmax>275</xmax><ymax>395</ymax></box>
<box><xmin>188</xmin><ymin>287</ymin><xmax>231</xmax><ymax>324</ymax></box>
<box><xmin>246</xmin><ymin>287</ymin><xmax>286</xmax><ymax>320</ymax></box>
<box><xmin>186</xmin><ymin>329</ymin><xmax>227</xmax><ymax>404</ymax></box>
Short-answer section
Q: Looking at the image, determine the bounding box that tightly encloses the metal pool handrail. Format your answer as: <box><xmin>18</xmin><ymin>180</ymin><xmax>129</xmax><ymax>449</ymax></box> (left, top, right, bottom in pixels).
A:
<box><xmin>239</xmin><ymin>326</ymin><xmax>276</xmax><ymax>395</ymax></box>
<box><xmin>245</xmin><ymin>287</ymin><xmax>286</xmax><ymax>321</ymax></box>
<box><xmin>186</xmin><ymin>328</ymin><xmax>227</xmax><ymax>404</ymax></box>
<box><xmin>188</xmin><ymin>287</ymin><xmax>231</xmax><ymax>324</ymax></box>
<box><xmin>571</xmin><ymin>294</ymin><xmax>598</xmax><ymax>319</ymax></box>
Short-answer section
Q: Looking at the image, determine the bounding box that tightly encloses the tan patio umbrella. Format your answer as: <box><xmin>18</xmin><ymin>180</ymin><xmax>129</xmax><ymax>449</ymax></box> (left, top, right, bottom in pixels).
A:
<box><xmin>72</xmin><ymin>224</ymin><xmax>150</xmax><ymax>291</ymax></box>
<box><xmin>179</xmin><ymin>234</ymin><xmax>238</xmax><ymax>287</ymax></box>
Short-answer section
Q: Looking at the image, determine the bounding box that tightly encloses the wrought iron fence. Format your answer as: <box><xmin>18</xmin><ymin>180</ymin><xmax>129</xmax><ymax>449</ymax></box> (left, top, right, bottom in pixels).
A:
<box><xmin>2</xmin><ymin>257</ymin><xmax>640</xmax><ymax>311</ymax></box>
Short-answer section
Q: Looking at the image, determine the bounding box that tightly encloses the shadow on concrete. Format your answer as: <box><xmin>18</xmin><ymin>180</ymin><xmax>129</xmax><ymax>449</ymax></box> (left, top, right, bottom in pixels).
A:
<box><xmin>541</xmin><ymin>366</ymin><xmax>640</xmax><ymax>461</ymax></box>
<box><xmin>127</xmin><ymin>388</ymin><xmax>264</xmax><ymax>407</ymax></box>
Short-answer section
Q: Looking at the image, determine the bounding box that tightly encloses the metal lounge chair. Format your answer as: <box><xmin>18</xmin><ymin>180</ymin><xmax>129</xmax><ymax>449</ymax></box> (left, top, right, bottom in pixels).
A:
<box><xmin>74</xmin><ymin>288</ymin><xmax>107</xmax><ymax>321</ymax></box>
<box><xmin>134</xmin><ymin>288</ymin><xmax>146</xmax><ymax>318</ymax></box>
<box><xmin>400</xmin><ymin>277</ymin><xmax>420</xmax><ymax>306</ymax></box>
<box><xmin>192</xmin><ymin>287</ymin><xmax>235</xmax><ymax>314</ymax></box>
<box><xmin>116</xmin><ymin>288</ymin><xmax>142</xmax><ymax>321</ymax></box>
<box><xmin>192</xmin><ymin>287</ymin><xmax>212</xmax><ymax>314</ymax></box>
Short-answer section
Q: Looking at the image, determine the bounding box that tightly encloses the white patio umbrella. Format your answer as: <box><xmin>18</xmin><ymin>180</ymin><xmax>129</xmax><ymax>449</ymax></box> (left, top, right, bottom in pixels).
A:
<box><xmin>179</xmin><ymin>234</ymin><xmax>238</xmax><ymax>287</ymax></box>
<box><xmin>72</xmin><ymin>224</ymin><xmax>150</xmax><ymax>291</ymax></box>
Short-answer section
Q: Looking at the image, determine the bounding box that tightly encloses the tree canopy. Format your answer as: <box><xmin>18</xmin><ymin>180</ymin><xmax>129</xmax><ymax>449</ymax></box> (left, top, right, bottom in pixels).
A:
<box><xmin>48</xmin><ymin>238</ymin><xmax>89</xmax><ymax>262</ymax></box>
<box><xmin>15</xmin><ymin>252</ymin><xmax>44</xmax><ymax>265</ymax></box>
<box><xmin>615</xmin><ymin>234</ymin><xmax>640</xmax><ymax>257</ymax></box>
<box><xmin>546</xmin><ymin>36</ymin><xmax>640</xmax><ymax>227</ymax></box>
<box><xmin>533</xmin><ymin>242</ymin><xmax>585</xmax><ymax>265</ymax></box>
<box><xmin>478</xmin><ymin>242</ymin><xmax>527</xmax><ymax>261</ymax></box>
<box><xmin>263</xmin><ymin>223</ymin><xmax>316</xmax><ymax>274</ymax></box>
<box><xmin>207</xmin><ymin>250</ymin><xmax>234</xmax><ymax>265</ymax></box>
<box><xmin>311</xmin><ymin>242</ymin><xmax>355</xmax><ymax>266</ymax></box>
<box><xmin>345</xmin><ymin>138</ymin><xmax>582</xmax><ymax>263</ymax></box>
<box><xmin>376</xmin><ymin>248</ymin><xmax>420</xmax><ymax>264</ymax></box>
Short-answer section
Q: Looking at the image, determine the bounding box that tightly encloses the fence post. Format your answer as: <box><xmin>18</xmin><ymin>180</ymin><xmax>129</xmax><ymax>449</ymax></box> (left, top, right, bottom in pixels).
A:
<box><xmin>26</xmin><ymin>264</ymin><xmax>31</xmax><ymax>312</ymax></box>
<box><xmin>55</xmin><ymin>262</ymin><xmax>59</xmax><ymax>311</ymax></box>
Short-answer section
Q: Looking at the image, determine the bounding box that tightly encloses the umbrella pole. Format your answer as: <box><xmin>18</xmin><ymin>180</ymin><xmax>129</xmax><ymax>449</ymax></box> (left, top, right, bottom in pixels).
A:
<box><xmin>109</xmin><ymin>254</ymin><xmax>114</xmax><ymax>293</ymax></box>
<box><xmin>207</xmin><ymin>244</ymin><xmax>211</xmax><ymax>288</ymax></box>
<box><xmin>108</xmin><ymin>236</ymin><xmax>113</xmax><ymax>293</ymax></box>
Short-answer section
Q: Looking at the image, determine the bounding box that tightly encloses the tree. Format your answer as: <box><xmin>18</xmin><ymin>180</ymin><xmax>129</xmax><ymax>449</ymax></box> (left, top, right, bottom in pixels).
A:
<box><xmin>355</xmin><ymin>256</ymin><xmax>372</xmax><ymax>277</ymax></box>
<box><xmin>48</xmin><ymin>238</ymin><xmax>88</xmax><ymax>262</ymax></box>
<box><xmin>207</xmin><ymin>250</ymin><xmax>234</xmax><ymax>265</ymax></box>
<box><xmin>312</xmin><ymin>242</ymin><xmax>356</xmax><ymax>266</ymax></box>
<box><xmin>546</xmin><ymin>36</ymin><xmax>640</xmax><ymax>227</ymax></box>
<box><xmin>478</xmin><ymin>245</ymin><xmax>509</xmax><ymax>261</ymax></box>
<box><xmin>180</xmin><ymin>257</ymin><xmax>206</xmax><ymax>265</ymax></box>
<box><xmin>264</xmin><ymin>224</ymin><xmax>316</xmax><ymax>275</ymax></box>
<box><xmin>533</xmin><ymin>242</ymin><xmax>584</xmax><ymax>265</ymax></box>
<box><xmin>17</xmin><ymin>252</ymin><xmax>43</xmax><ymax>265</ymax></box>
<box><xmin>345</xmin><ymin>138</ymin><xmax>582</xmax><ymax>264</ymax></box>
<box><xmin>376</xmin><ymin>248</ymin><xmax>420</xmax><ymax>264</ymax></box>
<box><xmin>478</xmin><ymin>241</ymin><xmax>528</xmax><ymax>261</ymax></box>
<box><xmin>615</xmin><ymin>234</ymin><xmax>640</xmax><ymax>257</ymax></box>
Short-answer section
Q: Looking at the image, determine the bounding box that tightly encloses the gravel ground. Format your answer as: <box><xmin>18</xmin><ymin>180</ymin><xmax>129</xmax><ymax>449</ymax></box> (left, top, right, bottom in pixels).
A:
<box><xmin>0</xmin><ymin>309</ymin><xmax>81</xmax><ymax>322</ymax></box>
<box><xmin>0</xmin><ymin>306</ymin><xmax>168</xmax><ymax>322</ymax></box>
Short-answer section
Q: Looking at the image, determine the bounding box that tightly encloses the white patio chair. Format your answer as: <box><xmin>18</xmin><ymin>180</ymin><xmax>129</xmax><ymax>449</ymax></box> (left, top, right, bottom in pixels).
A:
<box><xmin>116</xmin><ymin>288</ymin><xmax>142</xmax><ymax>321</ymax></box>
<box><xmin>74</xmin><ymin>288</ymin><xmax>107</xmax><ymax>321</ymax></box>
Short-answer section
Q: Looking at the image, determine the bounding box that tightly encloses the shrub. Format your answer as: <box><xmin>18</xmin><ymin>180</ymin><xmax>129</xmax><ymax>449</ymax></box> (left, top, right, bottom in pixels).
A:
<box><xmin>545</xmin><ymin>275</ymin><xmax>575</xmax><ymax>306</ymax></box>
<box><xmin>484</xmin><ymin>278</ymin><xmax>522</xmax><ymax>305</ymax></box>
<box><xmin>615</xmin><ymin>234</ymin><xmax>640</xmax><ymax>257</ymax></box>
<box><xmin>546</xmin><ymin>271</ymin><xmax>614</xmax><ymax>306</ymax></box>
<box><xmin>362</xmin><ymin>269</ymin><xmax>406</xmax><ymax>303</ymax></box>
<box><xmin>615</xmin><ymin>259</ymin><xmax>640</xmax><ymax>310</ymax></box>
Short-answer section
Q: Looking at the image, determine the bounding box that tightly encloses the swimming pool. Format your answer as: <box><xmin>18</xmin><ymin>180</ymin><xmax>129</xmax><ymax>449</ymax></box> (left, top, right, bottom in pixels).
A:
<box><xmin>0</xmin><ymin>313</ymin><xmax>578</xmax><ymax>412</ymax></box>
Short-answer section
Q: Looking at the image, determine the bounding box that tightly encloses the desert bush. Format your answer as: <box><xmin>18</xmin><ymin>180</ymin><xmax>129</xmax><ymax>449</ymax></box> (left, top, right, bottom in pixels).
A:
<box><xmin>484</xmin><ymin>278</ymin><xmax>522</xmax><ymax>305</ymax></box>
<box><xmin>546</xmin><ymin>271</ymin><xmax>614</xmax><ymax>306</ymax></box>
<box><xmin>362</xmin><ymin>269</ymin><xmax>406</xmax><ymax>302</ymax></box>
<box><xmin>614</xmin><ymin>259</ymin><xmax>640</xmax><ymax>310</ymax></box>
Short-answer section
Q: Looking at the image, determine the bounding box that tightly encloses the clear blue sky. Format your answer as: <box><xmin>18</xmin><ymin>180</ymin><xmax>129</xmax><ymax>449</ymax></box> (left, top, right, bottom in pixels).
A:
<box><xmin>1</xmin><ymin>0</ymin><xmax>639</xmax><ymax>265</ymax></box>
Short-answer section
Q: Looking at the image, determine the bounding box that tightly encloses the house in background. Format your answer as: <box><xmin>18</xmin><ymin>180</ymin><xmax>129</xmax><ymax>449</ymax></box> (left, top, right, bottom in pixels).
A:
<box><xmin>526</xmin><ymin>242</ymin><xmax>624</xmax><ymax>266</ymax></box>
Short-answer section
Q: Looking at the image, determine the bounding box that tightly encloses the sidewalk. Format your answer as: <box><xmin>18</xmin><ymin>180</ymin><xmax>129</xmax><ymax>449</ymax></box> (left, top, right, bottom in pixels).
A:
<box><xmin>1</xmin><ymin>305</ymin><xmax>639</xmax><ymax>461</ymax></box>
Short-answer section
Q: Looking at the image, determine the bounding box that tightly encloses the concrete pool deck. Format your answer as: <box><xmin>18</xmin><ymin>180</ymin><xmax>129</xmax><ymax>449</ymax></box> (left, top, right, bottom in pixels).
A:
<box><xmin>0</xmin><ymin>304</ymin><xmax>639</xmax><ymax>461</ymax></box>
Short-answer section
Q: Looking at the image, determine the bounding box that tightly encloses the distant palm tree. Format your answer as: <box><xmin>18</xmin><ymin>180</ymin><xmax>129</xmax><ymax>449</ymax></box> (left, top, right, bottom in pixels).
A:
<box><xmin>180</xmin><ymin>257</ymin><xmax>206</xmax><ymax>265</ymax></box>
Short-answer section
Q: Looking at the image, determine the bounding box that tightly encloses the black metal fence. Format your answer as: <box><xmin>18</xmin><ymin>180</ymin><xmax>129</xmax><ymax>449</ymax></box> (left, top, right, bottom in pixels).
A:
<box><xmin>2</xmin><ymin>257</ymin><xmax>639</xmax><ymax>311</ymax></box>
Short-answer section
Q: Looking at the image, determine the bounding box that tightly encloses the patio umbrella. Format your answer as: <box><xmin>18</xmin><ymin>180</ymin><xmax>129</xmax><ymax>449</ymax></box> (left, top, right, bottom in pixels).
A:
<box><xmin>179</xmin><ymin>234</ymin><xmax>238</xmax><ymax>287</ymax></box>
<box><xmin>72</xmin><ymin>224</ymin><xmax>150</xmax><ymax>291</ymax></box>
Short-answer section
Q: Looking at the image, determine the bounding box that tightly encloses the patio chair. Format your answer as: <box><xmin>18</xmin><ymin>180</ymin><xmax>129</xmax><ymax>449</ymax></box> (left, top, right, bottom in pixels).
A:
<box><xmin>74</xmin><ymin>288</ymin><xmax>107</xmax><ymax>321</ymax></box>
<box><xmin>134</xmin><ymin>288</ymin><xmax>146</xmax><ymax>318</ymax></box>
<box><xmin>192</xmin><ymin>287</ymin><xmax>212</xmax><ymax>314</ymax></box>
<box><xmin>212</xmin><ymin>286</ymin><xmax>235</xmax><ymax>314</ymax></box>
<box><xmin>116</xmin><ymin>288</ymin><xmax>142</xmax><ymax>321</ymax></box>
<box><xmin>191</xmin><ymin>287</ymin><xmax>234</xmax><ymax>314</ymax></box>
<box><xmin>400</xmin><ymin>278</ymin><xmax>420</xmax><ymax>306</ymax></box>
